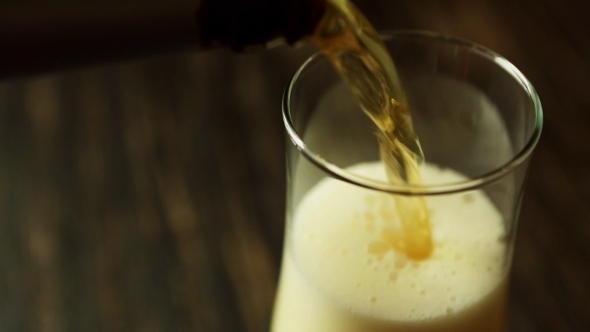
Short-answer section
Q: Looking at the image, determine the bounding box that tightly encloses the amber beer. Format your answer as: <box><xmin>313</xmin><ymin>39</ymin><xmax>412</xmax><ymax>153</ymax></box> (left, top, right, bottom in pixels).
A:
<box><xmin>310</xmin><ymin>0</ymin><xmax>433</xmax><ymax>260</ymax></box>
<box><xmin>271</xmin><ymin>0</ymin><xmax>529</xmax><ymax>330</ymax></box>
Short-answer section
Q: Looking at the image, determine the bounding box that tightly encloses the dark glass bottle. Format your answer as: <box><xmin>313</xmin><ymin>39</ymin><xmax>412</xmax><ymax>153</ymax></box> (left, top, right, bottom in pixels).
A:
<box><xmin>0</xmin><ymin>0</ymin><xmax>326</xmax><ymax>78</ymax></box>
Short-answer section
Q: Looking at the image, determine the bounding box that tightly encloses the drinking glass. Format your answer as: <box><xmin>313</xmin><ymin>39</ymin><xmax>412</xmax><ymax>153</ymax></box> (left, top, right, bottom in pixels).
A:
<box><xmin>271</xmin><ymin>31</ymin><xmax>543</xmax><ymax>332</ymax></box>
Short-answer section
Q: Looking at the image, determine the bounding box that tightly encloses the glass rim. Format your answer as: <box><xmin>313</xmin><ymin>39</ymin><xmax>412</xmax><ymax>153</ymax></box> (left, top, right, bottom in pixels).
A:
<box><xmin>282</xmin><ymin>30</ymin><xmax>543</xmax><ymax>196</ymax></box>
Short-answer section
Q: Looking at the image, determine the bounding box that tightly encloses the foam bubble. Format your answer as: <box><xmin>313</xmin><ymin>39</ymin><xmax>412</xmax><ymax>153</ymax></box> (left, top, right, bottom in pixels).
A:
<box><xmin>288</xmin><ymin>161</ymin><xmax>506</xmax><ymax>324</ymax></box>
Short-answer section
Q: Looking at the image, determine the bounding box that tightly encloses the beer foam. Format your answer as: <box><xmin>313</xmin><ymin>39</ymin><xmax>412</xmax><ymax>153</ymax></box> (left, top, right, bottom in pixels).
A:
<box><xmin>272</xmin><ymin>162</ymin><xmax>508</xmax><ymax>332</ymax></box>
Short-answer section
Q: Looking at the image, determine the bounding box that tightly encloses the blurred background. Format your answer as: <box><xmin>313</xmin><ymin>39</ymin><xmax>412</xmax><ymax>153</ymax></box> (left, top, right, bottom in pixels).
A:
<box><xmin>0</xmin><ymin>0</ymin><xmax>589</xmax><ymax>331</ymax></box>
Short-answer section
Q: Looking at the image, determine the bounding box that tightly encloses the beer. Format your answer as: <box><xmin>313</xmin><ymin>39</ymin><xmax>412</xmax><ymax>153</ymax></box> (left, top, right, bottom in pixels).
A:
<box><xmin>271</xmin><ymin>162</ymin><xmax>508</xmax><ymax>332</ymax></box>
<box><xmin>272</xmin><ymin>2</ymin><xmax>510</xmax><ymax>331</ymax></box>
<box><xmin>311</xmin><ymin>0</ymin><xmax>431</xmax><ymax>259</ymax></box>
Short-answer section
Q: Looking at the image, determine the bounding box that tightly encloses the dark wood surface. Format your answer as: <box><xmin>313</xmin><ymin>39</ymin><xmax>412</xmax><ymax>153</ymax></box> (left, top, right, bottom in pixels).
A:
<box><xmin>0</xmin><ymin>0</ymin><xmax>589</xmax><ymax>331</ymax></box>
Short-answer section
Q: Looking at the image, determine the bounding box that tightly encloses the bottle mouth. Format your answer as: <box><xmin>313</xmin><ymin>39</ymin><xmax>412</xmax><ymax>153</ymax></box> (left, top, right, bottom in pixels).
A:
<box><xmin>196</xmin><ymin>0</ymin><xmax>326</xmax><ymax>51</ymax></box>
<box><xmin>282</xmin><ymin>30</ymin><xmax>543</xmax><ymax>196</ymax></box>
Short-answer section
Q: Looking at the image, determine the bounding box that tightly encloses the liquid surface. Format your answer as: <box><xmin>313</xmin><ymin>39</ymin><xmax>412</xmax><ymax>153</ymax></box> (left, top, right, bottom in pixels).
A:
<box><xmin>271</xmin><ymin>162</ymin><xmax>508</xmax><ymax>332</ymax></box>
<box><xmin>311</xmin><ymin>0</ymin><xmax>431</xmax><ymax>258</ymax></box>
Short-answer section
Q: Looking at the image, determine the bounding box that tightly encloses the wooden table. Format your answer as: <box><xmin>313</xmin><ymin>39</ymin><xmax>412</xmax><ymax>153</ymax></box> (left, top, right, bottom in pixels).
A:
<box><xmin>0</xmin><ymin>0</ymin><xmax>588</xmax><ymax>330</ymax></box>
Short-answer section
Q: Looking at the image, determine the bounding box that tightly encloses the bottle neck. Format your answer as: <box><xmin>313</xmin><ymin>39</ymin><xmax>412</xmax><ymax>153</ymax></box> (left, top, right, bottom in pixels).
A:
<box><xmin>196</xmin><ymin>0</ymin><xmax>326</xmax><ymax>51</ymax></box>
<box><xmin>0</xmin><ymin>0</ymin><xmax>326</xmax><ymax>79</ymax></box>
